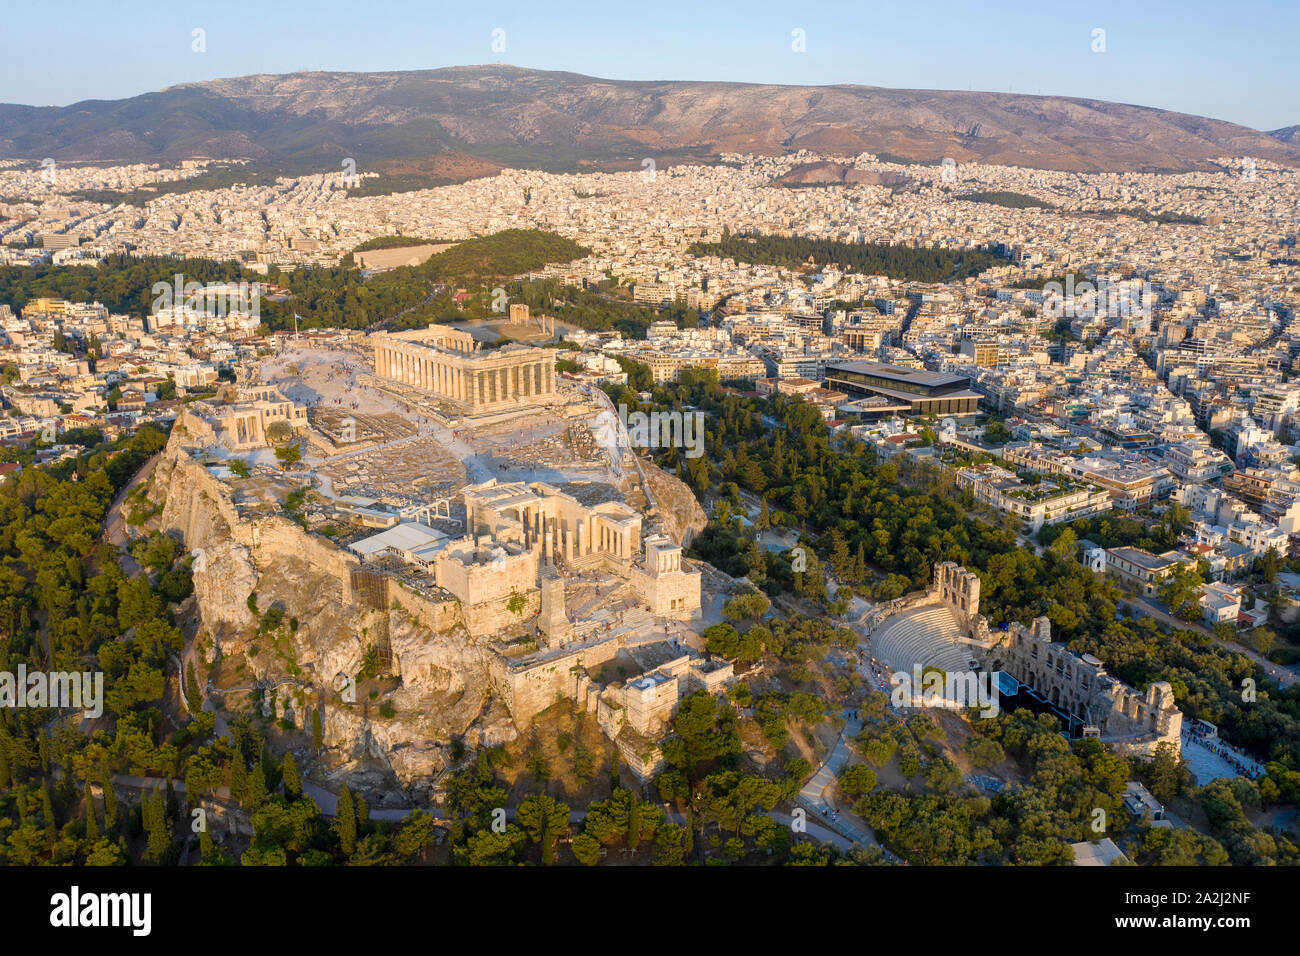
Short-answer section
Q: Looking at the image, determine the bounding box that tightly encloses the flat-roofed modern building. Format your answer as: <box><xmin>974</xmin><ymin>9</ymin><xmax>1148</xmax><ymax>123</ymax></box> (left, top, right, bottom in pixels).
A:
<box><xmin>824</xmin><ymin>360</ymin><xmax>981</xmax><ymax>416</ymax></box>
<box><xmin>1104</xmin><ymin>546</ymin><xmax>1187</xmax><ymax>595</ymax></box>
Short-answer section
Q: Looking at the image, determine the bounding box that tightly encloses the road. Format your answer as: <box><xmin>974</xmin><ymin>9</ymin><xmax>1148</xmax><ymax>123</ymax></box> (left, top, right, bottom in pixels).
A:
<box><xmin>797</xmin><ymin>714</ymin><xmax>861</xmax><ymax>813</ymax></box>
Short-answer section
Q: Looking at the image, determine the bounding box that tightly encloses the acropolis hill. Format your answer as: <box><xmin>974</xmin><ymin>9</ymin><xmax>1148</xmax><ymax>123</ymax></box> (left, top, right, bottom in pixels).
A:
<box><xmin>142</xmin><ymin>340</ymin><xmax>709</xmax><ymax>802</ymax></box>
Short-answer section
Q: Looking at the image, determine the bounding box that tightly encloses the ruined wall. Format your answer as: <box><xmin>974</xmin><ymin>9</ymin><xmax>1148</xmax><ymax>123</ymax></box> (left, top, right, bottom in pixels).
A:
<box><xmin>629</xmin><ymin>563</ymin><xmax>702</xmax><ymax>620</ymax></box>
<box><xmin>493</xmin><ymin>640</ymin><xmax>622</xmax><ymax>729</ymax></box>
<box><xmin>990</xmin><ymin>616</ymin><xmax>1182</xmax><ymax>756</ymax></box>
<box><xmin>433</xmin><ymin>540</ymin><xmax>539</xmax><ymax>636</ymax></box>
<box><xmin>933</xmin><ymin>561</ymin><xmax>981</xmax><ymax>625</ymax></box>
<box><xmin>457</xmin><ymin>589</ymin><xmax>541</xmax><ymax>639</ymax></box>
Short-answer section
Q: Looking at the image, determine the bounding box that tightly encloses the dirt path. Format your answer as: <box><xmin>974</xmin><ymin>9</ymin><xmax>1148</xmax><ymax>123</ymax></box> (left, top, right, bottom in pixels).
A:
<box><xmin>103</xmin><ymin>451</ymin><xmax>160</xmax><ymax>577</ymax></box>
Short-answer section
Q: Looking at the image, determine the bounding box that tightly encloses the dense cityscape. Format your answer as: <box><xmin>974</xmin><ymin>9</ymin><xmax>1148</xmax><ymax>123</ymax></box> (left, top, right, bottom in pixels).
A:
<box><xmin>0</xmin><ymin>1</ymin><xmax>1294</xmax><ymax>937</ymax></box>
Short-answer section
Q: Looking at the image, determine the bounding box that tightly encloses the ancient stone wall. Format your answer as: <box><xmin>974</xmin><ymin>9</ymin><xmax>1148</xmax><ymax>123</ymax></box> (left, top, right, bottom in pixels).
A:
<box><xmin>629</xmin><ymin>563</ymin><xmax>702</xmax><ymax>619</ymax></box>
<box><xmin>493</xmin><ymin>640</ymin><xmax>622</xmax><ymax>729</ymax></box>
<box><xmin>989</xmin><ymin>616</ymin><xmax>1182</xmax><ymax>756</ymax></box>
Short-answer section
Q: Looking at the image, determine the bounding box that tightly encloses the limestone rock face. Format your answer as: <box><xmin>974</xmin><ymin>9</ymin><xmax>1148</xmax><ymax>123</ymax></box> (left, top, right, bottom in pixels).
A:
<box><xmin>148</xmin><ymin>413</ymin><xmax>516</xmax><ymax>798</ymax></box>
<box><xmin>191</xmin><ymin>540</ymin><xmax>258</xmax><ymax>642</ymax></box>
<box><xmin>641</xmin><ymin>459</ymin><xmax>707</xmax><ymax>548</ymax></box>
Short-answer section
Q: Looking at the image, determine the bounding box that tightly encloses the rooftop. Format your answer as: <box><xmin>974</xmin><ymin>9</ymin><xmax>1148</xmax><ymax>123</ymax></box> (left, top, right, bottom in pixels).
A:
<box><xmin>1107</xmin><ymin>546</ymin><xmax>1181</xmax><ymax>572</ymax></box>
<box><xmin>825</xmin><ymin>359</ymin><xmax>971</xmax><ymax>389</ymax></box>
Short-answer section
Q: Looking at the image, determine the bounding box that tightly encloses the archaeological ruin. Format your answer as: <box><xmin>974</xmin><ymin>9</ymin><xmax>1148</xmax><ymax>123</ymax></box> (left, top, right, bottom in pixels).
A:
<box><xmin>372</xmin><ymin>328</ymin><xmax>557</xmax><ymax>413</ymax></box>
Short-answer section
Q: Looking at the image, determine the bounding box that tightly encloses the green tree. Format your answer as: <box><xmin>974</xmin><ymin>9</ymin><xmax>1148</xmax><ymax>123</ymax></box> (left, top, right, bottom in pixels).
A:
<box><xmin>516</xmin><ymin>794</ymin><xmax>571</xmax><ymax>864</ymax></box>
<box><xmin>838</xmin><ymin>764</ymin><xmax>878</xmax><ymax>799</ymax></box>
<box><xmin>83</xmin><ymin>782</ymin><xmax>99</xmax><ymax>842</ymax></box>
<box><xmin>570</xmin><ymin>832</ymin><xmax>601</xmax><ymax>866</ymax></box>
<box><xmin>334</xmin><ymin>784</ymin><xmax>357</xmax><ymax>856</ymax></box>
<box><xmin>393</xmin><ymin>809</ymin><xmax>436</xmax><ymax>860</ymax></box>
<box><xmin>1157</xmin><ymin>563</ymin><xmax>1205</xmax><ymax>622</ymax></box>
<box><xmin>983</xmin><ymin>419</ymin><xmax>1012</xmax><ymax>444</ymax></box>
<box><xmin>652</xmin><ymin>823</ymin><xmax>687</xmax><ymax>866</ymax></box>
<box><xmin>282</xmin><ymin>752</ymin><xmax>302</xmax><ymax>801</ymax></box>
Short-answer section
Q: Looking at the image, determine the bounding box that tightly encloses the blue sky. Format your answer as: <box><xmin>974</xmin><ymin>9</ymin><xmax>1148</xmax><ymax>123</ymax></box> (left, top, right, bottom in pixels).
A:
<box><xmin>2</xmin><ymin>0</ymin><xmax>1296</xmax><ymax>130</ymax></box>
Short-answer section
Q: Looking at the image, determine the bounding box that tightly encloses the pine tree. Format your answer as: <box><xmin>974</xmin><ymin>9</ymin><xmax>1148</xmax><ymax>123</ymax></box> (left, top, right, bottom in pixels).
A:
<box><xmin>164</xmin><ymin>780</ymin><xmax>180</xmax><ymax>827</ymax></box>
<box><xmin>229</xmin><ymin>758</ymin><xmax>249</xmax><ymax>805</ymax></box>
<box><xmin>627</xmin><ymin>792</ymin><xmax>641</xmax><ymax>850</ymax></box>
<box><xmin>745</xmin><ymin>539</ymin><xmax>767</xmax><ymax>585</ymax></box>
<box><xmin>356</xmin><ymin>795</ymin><xmax>370</xmax><ymax>832</ymax></box>
<box><xmin>83</xmin><ymin>783</ymin><xmax>98</xmax><ymax>842</ymax></box>
<box><xmin>103</xmin><ymin>780</ymin><xmax>118</xmax><ymax>831</ymax></box>
<box><xmin>282</xmin><ymin>752</ymin><xmax>302</xmax><ymax>800</ymax></box>
<box><xmin>146</xmin><ymin>789</ymin><xmax>170</xmax><ymax>863</ymax></box>
<box><xmin>260</xmin><ymin>745</ymin><xmax>281</xmax><ymax>794</ymax></box>
<box><xmin>198</xmin><ymin>827</ymin><xmax>215</xmax><ymax>864</ymax></box>
<box><xmin>247</xmin><ymin>765</ymin><xmax>267</xmax><ymax>809</ymax></box>
<box><xmin>829</xmin><ymin>529</ymin><xmax>851</xmax><ymax>578</ymax></box>
<box><xmin>312</xmin><ymin>708</ymin><xmax>323</xmax><ymax>752</ymax></box>
<box><xmin>41</xmin><ymin>784</ymin><xmax>57</xmax><ymax>843</ymax></box>
<box><xmin>335</xmin><ymin>784</ymin><xmax>357</xmax><ymax>856</ymax></box>
<box><xmin>184</xmin><ymin>661</ymin><xmax>203</xmax><ymax>713</ymax></box>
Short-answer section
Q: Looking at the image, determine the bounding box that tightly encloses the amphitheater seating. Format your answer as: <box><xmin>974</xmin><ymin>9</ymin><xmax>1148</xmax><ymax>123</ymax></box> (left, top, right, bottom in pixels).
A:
<box><xmin>872</xmin><ymin>605</ymin><xmax>972</xmax><ymax>675</ymax></box>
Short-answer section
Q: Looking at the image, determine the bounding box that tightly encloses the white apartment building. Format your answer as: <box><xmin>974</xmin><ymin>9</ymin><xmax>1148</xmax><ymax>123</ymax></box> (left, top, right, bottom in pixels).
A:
<box><xmin>1163</xmin><ymin>441</ymin><xmax>1232</xmax><ymax>483</ymax></box>
<box><xmin>956</xmin><ymin>464</ymin><xmax>1112</xmax><ymax>534</ymax></box>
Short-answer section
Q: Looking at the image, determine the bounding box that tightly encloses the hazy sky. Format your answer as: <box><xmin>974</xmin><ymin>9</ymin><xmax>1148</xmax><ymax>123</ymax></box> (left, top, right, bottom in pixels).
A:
<box><xmin>2</xmin><ymin>0</ymin><xmax>1296</xmax><ymax>130</ymax></box>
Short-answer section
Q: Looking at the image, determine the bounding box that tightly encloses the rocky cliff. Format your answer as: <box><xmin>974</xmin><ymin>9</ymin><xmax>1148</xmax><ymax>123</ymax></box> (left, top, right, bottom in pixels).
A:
<box><xmin>151</xmin><ymin>414</ymin><xmax>516</xmax><ymax>803</ymax></box>
<box><xmin>641</xmin><ymin>458</ymin><xmax>707</xmax><ymax>548</ymax></box>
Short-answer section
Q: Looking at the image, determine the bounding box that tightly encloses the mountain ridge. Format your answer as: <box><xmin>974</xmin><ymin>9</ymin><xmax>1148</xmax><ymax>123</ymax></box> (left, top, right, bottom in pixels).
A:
<box><xmin>2</xmin><ymin>64</ymin><xmax>1297</xmax><ymax>174</ymax></box>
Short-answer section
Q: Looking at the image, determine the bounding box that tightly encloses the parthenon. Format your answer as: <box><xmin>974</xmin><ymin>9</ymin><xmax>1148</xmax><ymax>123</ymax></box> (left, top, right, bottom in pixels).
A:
<box><xmin>372</xmin><ymin>328</ymin><xmax>557</xmax><ymax>413</ymax></box>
